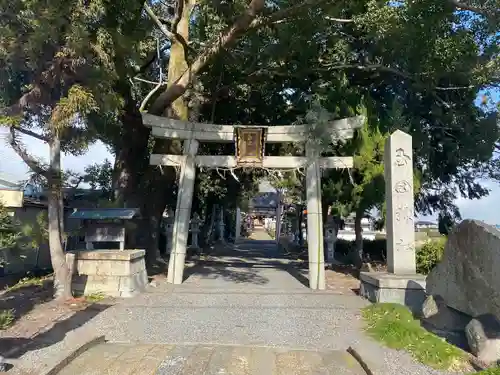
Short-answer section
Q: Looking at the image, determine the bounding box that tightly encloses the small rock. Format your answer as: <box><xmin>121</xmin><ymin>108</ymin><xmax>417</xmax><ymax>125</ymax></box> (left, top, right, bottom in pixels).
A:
<box><xmin>421</xmin><ymin>295</ymin><xmax>471</xmax><ymax>331</ymax></box>
<box><xmin>465</xmin><ymin>314</ymin><xmax>500</xmax><ymax>364</ymax></box>
<box><xmin>0</xmin><ymin>355</ymin><xmax>6</xmax><ymax>372</ymax></box>
<box><xmin>422</xmin><ymin>294</ymin><xmax>443</xmax><ymax>318</ymax></box>
<box><xmin>149</xmin><ymin>280</ymin><xmax>157</xmax><ymax>288</ymax></box>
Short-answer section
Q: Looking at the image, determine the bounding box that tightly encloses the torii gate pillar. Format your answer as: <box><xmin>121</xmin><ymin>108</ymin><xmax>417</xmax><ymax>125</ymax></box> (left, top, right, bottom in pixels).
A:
<box><xmin>167</xmin><ymin>139</ymin><xmax>199</xmax><ymax>284</ymax></box>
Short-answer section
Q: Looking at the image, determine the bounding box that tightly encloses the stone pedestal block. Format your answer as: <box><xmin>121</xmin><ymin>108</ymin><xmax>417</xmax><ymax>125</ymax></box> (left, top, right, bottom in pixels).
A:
<box><xmin>360</xmin><ymin>272</ymin><xmax>427</xmax><ymax>314</ymax></box>
<box><xmin>70</xmin><ymin>249</ymin><xmax>148</xmax><ymax>298</ymax></box>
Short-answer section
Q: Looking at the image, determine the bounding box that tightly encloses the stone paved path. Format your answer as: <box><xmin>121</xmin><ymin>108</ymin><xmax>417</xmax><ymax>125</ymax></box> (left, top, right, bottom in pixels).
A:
<box><xmin>10</xmin><ymin>229</ymin><xmax>459</xmax><ymax>375</ymax></box>
<box><xmin>57</xmin><ymin>343</ymin><xmax>366</xmax><ymax>375</ymax></box>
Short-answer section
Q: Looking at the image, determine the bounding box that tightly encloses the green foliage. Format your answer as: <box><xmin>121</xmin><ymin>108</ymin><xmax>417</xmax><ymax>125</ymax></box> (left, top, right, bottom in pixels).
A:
<box><xmin>0</xmin><ymin>204</ymin><xmax>23</xmax><ymax>251</ymax></box>
<box><xmin>416</xmin><ymin>237</ymin><xmax>446</xmax><ymax>275</ymax></box>
<box><xmin>0</xmin><ymin>309</ymin><xmax>15</xmax><ymax>330</ymax></box>
<box><xmin>0</xmin><ymin>0</ymin><xmax>151</xmax><ymax>154</ymax></box>
<box><xmin>322</xmin><ymin>114</ymin><xmax>389</xmax><ymax>225</ymax></box>
<box><xmin>200</xmin><ymin>0</ymin><xmax>498</xmax><ymax>222</ymax></box>
<box><xmin>0</xmin><ymin>0</ymin><xmax>498</xmax><ymax>255</ymax></box>
<box><xmin>362</xmin><ymin>303</ymin><xmax>468</xmax><ymax>371</ymax></box>
<box><xmin>438</xmin><ymin>212</ymin><xmax>457</xmax><ymax>235</ymax></box>
<box><xmin>84</xmin><ymin>159</ymin><xmax>114</xmax><ymax>199</ymax></box>
<box><xmin>21</xmin><ymin>211</ymin><xmax>48</xmax><ymax>250</ymax></box>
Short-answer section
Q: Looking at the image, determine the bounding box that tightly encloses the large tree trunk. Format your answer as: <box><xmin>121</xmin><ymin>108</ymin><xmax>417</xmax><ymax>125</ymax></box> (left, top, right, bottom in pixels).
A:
<box><xmin>48</xmin><ymin>134</ymin><xmax>72</xmax><ymax>300</ymax></box>
<box><xmin>142</xmin><ymin>168</ymin><xmax>177</xmax><ymax>267</ymax></box>
<box><xmin>113</xmin><ymin>85</ymin><xmax>151</xmax><ymax>207</ymax></box>
<box><xmin>142</xmin><ymin>0</ymin><xmax>196</xmax><ymax>267</ymax></box>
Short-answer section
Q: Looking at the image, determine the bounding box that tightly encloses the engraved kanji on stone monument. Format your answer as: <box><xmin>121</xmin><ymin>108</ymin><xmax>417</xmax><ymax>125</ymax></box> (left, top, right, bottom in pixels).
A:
<box><xmin>385</xmin><ymin>130</ymin><xmax>416</xmax><ymax>274</ymax></box>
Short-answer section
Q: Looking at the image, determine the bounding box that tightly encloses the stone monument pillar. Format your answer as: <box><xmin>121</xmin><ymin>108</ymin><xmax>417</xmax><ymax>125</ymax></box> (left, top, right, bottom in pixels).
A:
<box><xmin>324</xmin><ymin>216</ymin><xmax>337</xmax><ymax>264</ymax></box>
<box><xmin>235</xmin><ymin>207</ymin><xmax>241</xmax><ymax>241</ymax></box>
<box><xmin>275</xmin><ymin>191</ymin><xmax>283</xmax><ymax>244</ymax></box>
<box><xmin>190</xmin><ymin>213</ymin><xmax>201</xmax><ymax>249</ymax></box>
<box><xmin>218</xmin><ymin>209</ymin><xmax>225</xmax><ymax>243</ymax></box>
<box><xmin>385</xmin><ymin>130</ymin><xmax>416</xmax><ymax>274</ymax></box>
<box><xmin>359</xmin><ymin>130</ymin><xmax>426</xmax><ymax>313</ymax></box>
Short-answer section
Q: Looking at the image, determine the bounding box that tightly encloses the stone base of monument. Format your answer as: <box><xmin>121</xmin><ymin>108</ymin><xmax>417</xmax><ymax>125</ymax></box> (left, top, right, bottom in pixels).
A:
<box><xmin>360</xmin><ymin>272</ymin><xmax>427</xmax><ymax>314</ymax></box>
<box><xmin>70</xmin><ymin>249</ymin><xmax>148</xmax><ymax>298</ymax></box>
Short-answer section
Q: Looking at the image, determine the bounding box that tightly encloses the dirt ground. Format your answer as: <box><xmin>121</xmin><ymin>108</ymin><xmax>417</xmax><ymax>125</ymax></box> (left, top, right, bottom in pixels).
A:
<box><xmin>324</xmin><ymin>262</ymin><xmax>388</xmax><ymax>295</ymax></box>
<box><xmin>324</xmin><ymin>265</ymin><xmax>361</xmax><ymax>295</ymax></box>
<box><xmin>0</xmin><ymin>276</ymin><xmax>115</xmax><ymax>358</ymax></box>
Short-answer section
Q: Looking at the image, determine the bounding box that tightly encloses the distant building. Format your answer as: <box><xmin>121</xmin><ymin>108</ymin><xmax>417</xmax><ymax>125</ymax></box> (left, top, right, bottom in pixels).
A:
<box><xmin>342</xmin><ymin>214</ymin><xmax>374</xmax><ymax>232</ymax></box>
<box><xmin>337</xmin><ymin>214</ymin><xmax>378</xmax><ymax>241</ymax></box>
<box><xmin>415</xmin><ymin>220</ymin><xmax>438</xmax><ymax>231</ymax></box>
<box><xmin>248</xmin><ymin>192</ymin><xmax>279</xmax><ymax>216</ymax></box>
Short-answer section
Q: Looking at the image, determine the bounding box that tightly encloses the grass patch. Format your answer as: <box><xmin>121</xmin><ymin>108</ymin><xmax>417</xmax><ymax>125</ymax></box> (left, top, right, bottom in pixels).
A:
<box><xmin>85</xmin><ymin>292</ymin><xmax>106</xmax><ymax>303</ymax></box>
<box><xmin>0</xmin><ymin>309</ymin><xmax>15</xmax><ymax>330</ymax></box>
<box><xmin>476</xmin><ymin>368</ymin><xmax>500</xmax><ymax>374</ymax></box>
<box><xmin>361</xmin><ymin>303</ymin><xmax>468</xmax><ymax>371</ymax></box>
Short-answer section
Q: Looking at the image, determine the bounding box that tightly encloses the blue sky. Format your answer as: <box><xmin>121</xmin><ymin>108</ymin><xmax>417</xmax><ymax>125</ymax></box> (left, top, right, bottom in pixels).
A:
<box><xmin>1</xmin><ymin>125</ymin><xmax>500</xmax><ymax>224</ymax></box>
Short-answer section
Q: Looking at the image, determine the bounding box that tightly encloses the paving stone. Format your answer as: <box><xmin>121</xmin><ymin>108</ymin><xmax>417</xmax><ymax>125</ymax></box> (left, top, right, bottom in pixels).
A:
<box><xmin>55</xmin><ymin>344</ymin><xmax>367</xmax><ymax>375</ymax></box>
<box><xmin>178</xmin><ymin>345</ymin><xmax>214</xmax><ymax>374</ymax></box>
<box><xmin>226</xmin><ymin>346</ymin><xmax>252</xmax><ymax>375</ymax></box>
<box><xmin>103</xmin><ymin>344</ymin><xmax>158</xmax><ymax>374</ymax></box>
<box><xmin>321</xmin><ymin>350</ymin><xmax>366</xmax><ymax>375</ymax></box>
<box><xmin>155</xmin><ymin>345</ymin><xmax>195</xmax><ymax>375</ymax></box>
<box><xmin>57</xmin><ymin>343</ymin><xmax>129</xmax><ymax>375</ymax></box>
<box><xmin>275</xmin><ymin>350</ymin><xmax>325</xmax><ymax>375</ymax></box>
<box><xmin>136</xmin><ymin>344</ymin><xmax>176</xmax><ymax>374</ymax></box>
<box><xmin>249</xmin><ymin>347</ymin><xmax>276</xmax><ymax>375</ymax></box>
<box><xmin>203</xmin><ymin>344</ymin><xmax>239</xmax><ymax>375</ymax></box>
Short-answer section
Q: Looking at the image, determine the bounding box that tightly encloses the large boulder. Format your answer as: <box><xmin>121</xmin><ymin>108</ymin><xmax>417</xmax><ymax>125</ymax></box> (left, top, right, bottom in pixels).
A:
<box><xmin>427</xmin><ymin>220</ymin><xmax>500</xmax><ymax>319</ymax></box>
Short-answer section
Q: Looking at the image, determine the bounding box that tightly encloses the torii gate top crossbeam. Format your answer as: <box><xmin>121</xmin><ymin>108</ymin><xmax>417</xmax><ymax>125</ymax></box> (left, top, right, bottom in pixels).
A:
<box><xmin>142</xmin><ymin>113</ymin><xmax>364</xmax><ymax>143</ymax></box>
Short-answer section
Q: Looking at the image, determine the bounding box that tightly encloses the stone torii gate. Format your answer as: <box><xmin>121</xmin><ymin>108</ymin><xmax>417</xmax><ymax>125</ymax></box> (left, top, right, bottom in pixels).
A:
<box><xmin>143</xmin><ymin>114</ymin><xmax>363</xmax><ymax>290</ymax></box>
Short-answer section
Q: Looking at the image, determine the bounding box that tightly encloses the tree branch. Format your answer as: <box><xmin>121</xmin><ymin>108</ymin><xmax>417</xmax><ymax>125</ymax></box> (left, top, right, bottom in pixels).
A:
<box><xmin>143</xmin><ymin>1</ymin><xmax>192</xmax><ymax>58</ymax></box>
<box><xmin>325</xmin><ymin>16</ymin><xmax>353</xmax><ymax>23</ymax></box>
<box><xmin>133</xmin><ymin>45</ymin><xmax>168</xmax><ymax>75</ymax></box>
<box><xmin>171</xmin><ymin>0</ymin><xmax>184</xmax><ymax>35</ymax></box>
<box><xmin>11</xmin><ymin>125</ymin><xmax>49</xmax><ymax>142</ymax></box>
<box><xmin>147</xmin><ymin>0</ymin><xmax>266</xmax><ymax>114</ymax></box>
<box><xmin>448</xmin><ymin>0</ymin><xmax>498</xmax><ymax>19</ymax></box>
<box><xmin>147</xmin><ymin>0</ymin><xmax>334</xmax><ymax>115</ymax></box>
<box><xmin>8</xmin><ymin>127</ymin><xmax>49</xmax><ymax>177</ymax></box>
<box><xmin>144</xmin><ymin>2</ymin><xmax>176</xmax><ymax>41</ymax></box>
<box><xmin>0</xmin><ymin>85</ymin><xmax>45</xmax><ymax>117</ymax></box>
<box><xmin>248</xmin><ymin>0</ymin><xmax>332</xmax><ymax>30</ymax></box>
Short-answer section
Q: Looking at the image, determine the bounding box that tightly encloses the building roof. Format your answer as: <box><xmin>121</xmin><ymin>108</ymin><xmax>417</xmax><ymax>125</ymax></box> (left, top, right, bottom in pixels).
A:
<box><xmin>0</xmin><ymin>178</ymin><xmax>20</xmax><ymax>189</ymax></box>
<box><xmin>69</xmin><ymin>208</ymin><xmax>141</xmax><ymax>220</ymax></box>
<box><xmin>249</xmin><ymin>192</ymin><xmax>279</xmax><ymax>209</ymax></box>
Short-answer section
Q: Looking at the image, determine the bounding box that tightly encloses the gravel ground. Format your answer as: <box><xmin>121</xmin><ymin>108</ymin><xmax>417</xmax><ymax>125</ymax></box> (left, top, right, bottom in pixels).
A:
<box><xmin>7</xmin><ymin>231</ymin><xmax>467</xmax><ymax>375</ymax></box>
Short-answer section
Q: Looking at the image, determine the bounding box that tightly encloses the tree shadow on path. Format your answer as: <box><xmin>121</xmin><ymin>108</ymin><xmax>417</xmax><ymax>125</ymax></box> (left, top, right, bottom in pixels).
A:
<box><xmin>183</xmin><ymin>259</ymin><xmax>311</xmax><ymax>288</ymax></box>
<box><xmin>0</xmin><ymin>302</ymin><xmax>111</xmax><ymax>359</ymax></box>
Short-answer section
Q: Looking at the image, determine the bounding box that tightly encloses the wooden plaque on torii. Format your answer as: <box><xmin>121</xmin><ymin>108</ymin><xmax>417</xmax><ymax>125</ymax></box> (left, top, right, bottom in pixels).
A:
<box><xmin>236</xmin><ymin>128</ymin><xmax>265</xmax><ymax>166</ymax></box>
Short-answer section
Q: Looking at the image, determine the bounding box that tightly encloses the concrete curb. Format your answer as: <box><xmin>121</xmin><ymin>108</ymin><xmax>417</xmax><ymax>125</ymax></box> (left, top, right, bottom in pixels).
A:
<box><xmin>40</xmin><ymin>335</ymin><xmax>106</xmax><ymax>375</ymax></box>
